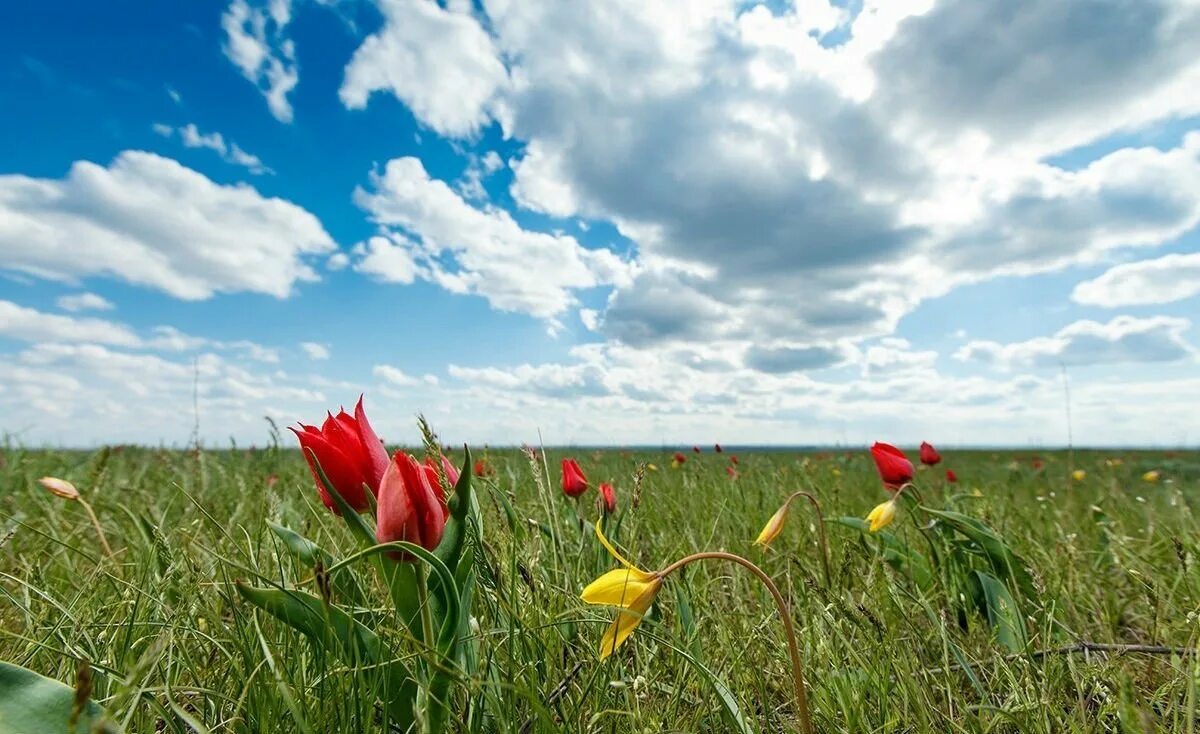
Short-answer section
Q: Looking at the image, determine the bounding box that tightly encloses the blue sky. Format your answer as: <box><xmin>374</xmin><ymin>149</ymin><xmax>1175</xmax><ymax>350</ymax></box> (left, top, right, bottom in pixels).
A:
<box><xmin>1</xmin><ymin>0</ymin><xmax>1199</xmax><ymax>447</ymax></box>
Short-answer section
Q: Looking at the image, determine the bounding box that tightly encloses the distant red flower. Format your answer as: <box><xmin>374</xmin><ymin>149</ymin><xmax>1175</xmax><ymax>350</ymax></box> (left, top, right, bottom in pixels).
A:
<box><xmin>945</xmin><ymin>469</ymin><xmax>958</xmax><ymax>483</ymax></box>
<box><xmin>714</xmin><ymin>443</ymin><xmax>723</xmax><ymax>453</ymax></box>
<box><xmin>1032</xmin><ymin>459</ymin><xmax>1045</xmax><ymax>471</ymax></box>
<box><xmin>730</xmin><ymin>455</ymin><xmax>739</xmax><ymax>465</ymax></box>
<box><xmin>377</xmin><ymin>451</ymin><xmax>448</xmax><ymax>560</ymax></box>
<box><xmin>562</xmin><ymin>458</ymin><xmax>588</xmax><ymax>498</ymax></box>
<box><xmin>599</xmin><ymin>482</ymin><xmax>617</xmax><ymax>514</ymax></box>
<box><xmin>919</xmin><ymin>441</ymin><xmax>941</xmax><ymax>466</ymax></box>
<box><xmin>726</xmin><ymin>466</ymin><xmax>738</xmax><ymax>479</ymax></box>
<box><xmin>692</xmin><ymin>445</ymin><xmax>701</xmax><ymax>453</ymax></box>
<box><xmin>473</xmin><ymin>460</ymin><xmax>493</xmax><ymax>477</ymax></box>
<box><xmin>870</xmin><ymin>442</ymin><xmax>914</xmax><ymax>491</ymax></box>
<box><xmin>266</xmin><ymin>473</ymin><xmax>279</xmax><ymax>489</ymax></box>
<box><xmin>673</xmin><ymin>452</ymin><xmax>687</xmax><ymax>464</ymax></box>
<box><xmin>291</xmin><ymin>396</ymin><xmax>389</xmax><ymax>514</ymax></box>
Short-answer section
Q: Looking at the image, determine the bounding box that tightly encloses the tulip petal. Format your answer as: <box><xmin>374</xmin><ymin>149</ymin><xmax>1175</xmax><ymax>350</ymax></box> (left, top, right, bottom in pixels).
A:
<box><xmin>353</xmin><ymin>396</ymin><xmax>390</xmax><ymax>490</ymax></box>
<box><xmin>754</xmin><ymin>504</ymin><xmax>789</xmax><ymax>547</ymax></box>
<box><xmin>593</xmin><ymin>519</ymin><xmax>639</xmax><ymax>571</ymax></box>
<box><xmin>581</xmin><ymin>567</ymin><xmax>659</xmax><ymax>606</ymax></box>
<box><xmin>598</xmin><ymin>581</ymin><xmax>661</xmax><ymax>660</ymax></box>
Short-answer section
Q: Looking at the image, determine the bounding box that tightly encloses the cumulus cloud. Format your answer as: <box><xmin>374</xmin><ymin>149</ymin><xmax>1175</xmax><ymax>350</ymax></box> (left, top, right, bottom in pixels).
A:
<box><xmin>340</xmin><ymin>0</ymin><xmax>507</xmax><ymax>137</ymax></box>
<box><xmin>154</xmin><ymin>122</ymin><xmax>273</xmax><ymax>174</ymax></box>
<box><xmin>955</xmin><ymin>315</ymin><xmax>1195</xmax><ymax>369</ymax></box>
<box><xmin>56</xmin><ymin>292</ymin><xmax>114</xmax><ymax>313</ymax></box>
<box><xmin>374</xmin><ymin>364</ymin><xmax>438</xmax><ymax>387</ymax></box>
<box><xmin>0</xmin><ymin>300</ymin><xmax>140</xmax><ymax>346</ymax></box>
<box><xmin>300</xmin><ymin>342</ymin><xmax>331</xmax><ymax>360</ymax></box>
<box><xmin>0</xmin><ymin>151</ymin><xmax>335</xmax><ymax>299</ymax></box>
<box><xmin>353</xmin><ymin>156</ymin><xmax>629</xmax><ymax>322</ymax></box>
<box><xmin>222</xmin><ymin>0</ymin><xmax>299</xmax><ymax>122</ymax></box>
<box><xmin>1073</xmin><ymin>252</ymin><xmax>1200</xmax><ymax>307</ymax></box>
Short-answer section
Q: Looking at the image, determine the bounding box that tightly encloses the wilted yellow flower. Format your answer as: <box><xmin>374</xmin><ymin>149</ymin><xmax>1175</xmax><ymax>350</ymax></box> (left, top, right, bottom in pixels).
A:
<box><xmin>646</xmin><ymin>463</ymin><xmax>658</xmax><ymax>472</ymax></box>
<box><xmin>754</xmin><ymin>503</ymin><xmax>791</xmax><ymax>548</ymax></box>
<box><xmin>38</xmin><ymin>476</ymin><xmax>80</xmax><ymax>500</ymax></box>
<box><xmin>865</xmin><ymin>500</ymin><xmax>897</xmax><ymax>533</ymax></box>
<box><xmin>1072</xmin><ymin>469</ymin><xmax>1086</xmax><ymax>481</ymax></box>
<box><xmin>1142</xmin><ymin>470</ymin><xmax>1160</xmax><ymax>482</ymax></box>
<box><xmin>581</xmin><ymin>520</ymin><xmax>663</xmax><ymax>659</ymax></box>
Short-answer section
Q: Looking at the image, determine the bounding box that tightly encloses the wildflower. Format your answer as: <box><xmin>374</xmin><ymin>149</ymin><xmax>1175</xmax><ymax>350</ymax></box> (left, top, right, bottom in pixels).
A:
<box><xmin>714</xmin><ymin>443</ymin><xmax>723</xmax><ymax>453</ymax></box>
<box><xmin>730</xmin><ymin>455</ymin><xmax>739</xmax><ymax>465</ymax></box>
<box><xmin>754</xmin><ymin>503</ymin><xmax>790</xmax><ymax>547</ymax></box>
<box><xmin>919</xmin><ymin>441</ymin><xmax>941</xmax><ymax>466</ymax></box>
<box><xmin>870</xmin><ymin>442</ymin><xmax>914</xmax><ymax>490</ymax></box>
<box><xmin>1142</xmin><ymin>470</ymin><xmax>1160</xmax><ymax>482</ymax></box>
<box><xmin>562</xmin><ymin>458</ymin><xmax>589</xmax><ymax>497</ymax></box>
<box><xmin>38</xmin><ymin>476</ymin><xmax>80</xmax><ymax>500</ymax></box>
<box><xmin>866</xmin><ymin>500</ymin><xmax>898</xmax><ymax>532</ymax></box>
<box><xmin>1072</xmin><ymin>469</ymin><xmax>1086</xmax><ymax>481</ymax></box>
<box><xmin>671</xmin><ymin>452</ymin><xmax>687</xmax><ymax>468</ymax></box>
<box><xmin>692</xmin><ymin>445</ymin><xmax>701</xmax><ymax>454</ymax></box>
<box><xmin>646</xmin><ymin>463</ymin><xmax>658</xmax><ymax>472</ymax></box>
<box><xmin>726</xmin><ymin>466</ymin><xmax>738</xmax><ymax>479</ymax></box>
<box><xmin>291</xmin><ymin>397</ymin><xmax>388</xmax><ymax>513</ymax></box>
<box><xmin>473</xmin><ymin>459</ymin><xmax>493</xmax><ymax>477</ymax></box>
<box><xmin>599</xmin><ymin>482</ymin><xmax>617</xmax><ymax>514</ymax></box>
<box><xmin>581</xmin><ymin>520</ymin><xmax>663</xmax><ymax>659</ymax></box>
<box><xmin>427</xmin><ymin>455</ymin><xmax>460</xmax><ymax>487</ymax></box>
<box><xmin>376</xmin><ymin>452</ymin><xmax>448</xmax><ymax>559</ymax></box>
<box><xmin>945</xmin><ymin>469</ymin><xmax>958</xmax><ymax>483</ymax></box>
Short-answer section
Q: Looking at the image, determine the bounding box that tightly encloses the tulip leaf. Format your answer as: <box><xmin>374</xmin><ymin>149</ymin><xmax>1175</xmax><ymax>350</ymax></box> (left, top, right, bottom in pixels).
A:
<box><xmin>434</xmin><ymin>446</ymin><xmax>476</xmax><ymax>579</ymax></box>
<box><xmin>671</xmin><ymin>647</ymin><xmax>755</xmax><ymax>734</ymax></box>
<box><xmin>831</xmin><ymin>517</ymin><xmax>934</xmax><ymax>591</ymax></box>
<box><xmin>921</xmin><ymin>508</ymin><xmax>1036</xmax><ymax>601</ymax></box>
<box><xmin>268</xmin><ymin>522</ymin><xmax>366</xmax><ymax>606</ymax></box>
<box><xmin>235</xmin><ymin>582</ymin><xmax>417</xmax><ymax>728</ymax></box>
<box><xmin>0</xmin><ymin>660</ymin><xmax>120</xmax><ymax>734</ymax></box>
<box><xmin>972</xmin><ymin>571</ymin><xmax>1027</xmax><ymax>652</ymax></box>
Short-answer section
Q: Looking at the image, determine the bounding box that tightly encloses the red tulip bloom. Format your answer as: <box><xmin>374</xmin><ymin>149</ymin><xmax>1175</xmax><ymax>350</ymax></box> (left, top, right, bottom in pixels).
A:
<box><xmin>730</xmin><ymin>455</ymin><xmax>739</xmax><ymax>465</ymax></box>
<box><xmin>726</xmin><ymin>466</ymin><xmax>738</xmax><ymax>479</ymax></box>
<box><xmin>945</xmin><ymin>469</ymin><xmax>958</xmax><ymax>483</ymax></box>
<box><xmin>714</xmin><ymin>443</ymin><xmax>723</xmax><ymax>453</ymax></box>
<box><xmin>562</xmin><ymin>458</ymin><xmax>588</xmax><ymax>498</ymax></box>
<box><xmin>377</xmin><ymin>452</ymin><xmax>448</xmax><ymax>559</ymax></box>
<box><xmin>291</xmin><ymin>397</ymin><xmax>389</xmax><ymax>513</ymax></box>
<box><xmin>473</xmin><ymin>460</ymin><xmax>493</xmax><ymax>477</ymax></box>
<box><xmin>673</xmin><ymin>452</ymin><xmax>687</xmax><ymax>464</ymax></box>
<box><xmin>425</xmin><ymin>455</ymin><xmax>460</xmax><ymax>488</ymax></box>
<box><xmin>692</xmin><ymin>445</ymin><xmax>701</xmax><ymax>453</ymax></box>
<box><xmin>919</xmin><ymin>441</ymin><xmax>942</xmax><ymax>466</ymax></box>
<box><xmin>1032</xmin><ymin>459</ymin><xmax>1045</xmax><ymax>471</ymax></box>
<box><xmin>599</xmin><ymin>482</ymin><xmax>617</xmax><ymax>514</ymax></box>
<box><xmin>870</xmin><ymin>442</ymin><xmax>914</xmax><ymax>491</ymax></box>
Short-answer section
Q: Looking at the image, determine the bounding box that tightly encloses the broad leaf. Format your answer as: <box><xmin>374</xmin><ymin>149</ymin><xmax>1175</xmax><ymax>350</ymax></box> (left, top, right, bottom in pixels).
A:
<box><xmin>0</xmin><ymin>660</ymin><xmax>119</xmax><ymax>734</ymax></box>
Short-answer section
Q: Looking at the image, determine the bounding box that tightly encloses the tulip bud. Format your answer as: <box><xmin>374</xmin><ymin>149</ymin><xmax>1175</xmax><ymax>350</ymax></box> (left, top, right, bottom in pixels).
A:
<box><xmin>866</xmin><ymin>500</ymin><xmax>898</xmax><ymax>533</ymax></box>
<box><xmin>918</xmin><ymin>441</ymin><xmax>941</xmax><ymax>466</ymax></box>
<box><xmin>39</xmin><ymin>476</ymin><xmax>80</xmax><ymax>500</ymax></box>
<box><xmin>291</xmin><ymin>397</ymin><xmax>388</xmax><ymax>514</ymax></box>
<box><xmin>377</xmin><ymin>452</ymin><xmax>448</xmax><ymax>560</ymax></box>
<box><xmin>870</xmin><ymin>442</ymin><xmax>914</xmax><ymax>490</ymax></box>
<box><xmin>599</xmin><ymin>482</ymin><xmax>617</xmax><ymax>514</ymax></box>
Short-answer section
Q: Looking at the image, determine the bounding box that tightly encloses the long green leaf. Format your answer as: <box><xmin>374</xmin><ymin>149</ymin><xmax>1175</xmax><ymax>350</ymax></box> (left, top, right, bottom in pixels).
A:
<box><xmin>973</xmin><ymin>571</ymin><xmax>1028</xmax><ymax>652</ymax></box>
<box><xmin>922</xmin><ymin>508</ymin><xmax>1035</xmax><ymax>601</ymax></box>
<box><xmin>831</xmin><ymin>517</ymin><xmax>934</xmax><ymax>590</ymax></box>
<box><xmin>0</xmin><ymin>660</ymin><xmax>119</xmax><ymax>734</ymax></box>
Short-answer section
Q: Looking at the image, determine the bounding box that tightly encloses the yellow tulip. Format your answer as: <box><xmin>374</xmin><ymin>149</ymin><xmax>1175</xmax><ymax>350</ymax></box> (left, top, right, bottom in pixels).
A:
<box><xmin>38</xmin><ymin>476</ymin><xmax>80</xmax><ymax>500</ymax></box>
<box><xmin>646</xmin><ymin>463</ymin><xmax>658</xmax><ymax>472</ymax></box>
<box><xmin>866</xmin><ymin>500</ymin><xmax>897</xmax><ymax>533</ymax></box>
<box><xmin>581</xmin><ymin>520</ymin><xmax>663</xmax><ymax>659</ymax></box>
<box><xmin>754</xmin><ymin>503</ymin><xmax>790</xmax><ymax>548</ymax></box>
<box><xmin>1142</xmin><ymin>470</ymin><xmax>1160</xmax><ymax>482</ymax></box>
<box><xmin>1072</xmin><ymin>469</ymin><xmax>1086</xmax><ymax>481</ymax></box>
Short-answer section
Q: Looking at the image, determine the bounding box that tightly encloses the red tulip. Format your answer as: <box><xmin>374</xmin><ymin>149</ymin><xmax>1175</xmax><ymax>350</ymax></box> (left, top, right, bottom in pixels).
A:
<box><xmin>562</xmin><ymin>458</ymin><xmax>588</xmax><ymax>497</ymax></box>
<box><xmin>945</xmin><ymin>469</ymin><xmax>958</xmax><ymax>483</ymax></box>
<box><xmin>726</xmin><ymin>466</ymin><xmax>738</xmax><ymax>479</ymax></box>
<box><xmin>870</xmin><ymin>442</ymin><xmax>914</xmax><ymax>491</ymax></box>
<box><xmin>1032</xmin><ymin>459</ymin><xmax>1045</xmax><ymax>471</ymax></box>
<box><xmin>692</xmin><ymin>445</ymin><xmax>701</xmax><ymax>453</ymax></box>
<box><xmin>377</xmin><ymin>452</ymin><xmax>448</xmax><ymax>559</ymax></box>
<box><xmin>919</xmin><ymin>441</ymin><xmax>941</xmax><ymax>466</ymax></box>
<box><xmin>673</xmin><ymin>452</ymin><xmax>687</xmax><ymax>464</ymax></box>
<box><xmin>425</xmin><ymin>455</ymin><xmax>460</xmax><ymax>488</ymax></box>
<box><xmin>473</xmin><ymin>459</ymin><xmax>493</xmax><ymax>477</ymax></box>
<box><xmin>714</xmin><ymin>443</ymin><xmax>723</xmax><ymax>453</ymax></box>
<box><xmin>599</xmin><ymin>482</ymin><xmax>617</xmax><ymax>513</ymax></box>
<box><xmin>730</xmin><ymin>455</ymin><xmax>739</xmax><ymax>465</ymax></box>
<box><xmin>291</xmin><ymin>397</ymin><xmax>389</xmax><ymax>513</ymax></box>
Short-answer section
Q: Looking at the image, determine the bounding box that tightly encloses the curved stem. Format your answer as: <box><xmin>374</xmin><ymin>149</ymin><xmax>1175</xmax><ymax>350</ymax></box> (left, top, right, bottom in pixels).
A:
<box><xmin>76</xmin><ymin>497</ymin><xmax>113</xmax><ymax>558</ymax></box>
<box><xmin>658</xmin><ymin>551</ymin><xmax>814</xmax><ymax>734</ymax></box>
<box><xmin>783</xmin><ymin>491</ymin><xmax>831</xmax><ymax>588</ymax></box>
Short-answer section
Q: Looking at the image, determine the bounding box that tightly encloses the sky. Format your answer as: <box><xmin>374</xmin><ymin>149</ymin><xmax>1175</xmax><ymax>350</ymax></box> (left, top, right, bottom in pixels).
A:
<box><xmin>1</xmin><ymin>0</ymin><xmax>1199</xmax><ymax>448</ymax></box>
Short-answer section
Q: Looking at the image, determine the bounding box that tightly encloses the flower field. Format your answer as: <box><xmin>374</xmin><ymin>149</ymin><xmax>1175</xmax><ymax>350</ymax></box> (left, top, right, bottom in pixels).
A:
<box><xmin>1</xmin><ymin>426</ymin><xmax>1198</xmax><ymax>733</ymax></box>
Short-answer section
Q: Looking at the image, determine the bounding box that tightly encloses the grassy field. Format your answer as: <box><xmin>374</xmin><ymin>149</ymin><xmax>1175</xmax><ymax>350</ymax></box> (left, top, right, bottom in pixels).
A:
<box><xmin>2</xmin><ymin>442</ymin><xmax>1199</xmax><ymax>732</ymax></box>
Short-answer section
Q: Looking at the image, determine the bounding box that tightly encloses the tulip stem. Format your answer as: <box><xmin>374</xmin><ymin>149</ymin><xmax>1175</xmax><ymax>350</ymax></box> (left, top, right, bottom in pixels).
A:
<box><xmin>76</xmin><ymin>497</ymin><xmax>114</xmax><ymax>558</ymax></box>
<box><xmin>415</xmin><ymin>564</ymin><xmax>435</xmax><ymax>652</ymax></box>
<box><xmin>782</xmin><ymin>491</ymin><xmax>831</xmax><ymax>588</ymax></box>
<box><xmin>658</xmin><ymin>551</ymin><xmax>814</xmax><ymax>734</ymax></box>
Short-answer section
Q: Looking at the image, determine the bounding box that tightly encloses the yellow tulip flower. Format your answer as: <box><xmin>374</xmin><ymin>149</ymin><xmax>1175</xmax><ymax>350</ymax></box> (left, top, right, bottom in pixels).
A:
<box><xmin>1072</xmin><ymin>469</ymin><xmax>1086</xmax><ymax>481</ymax></box>
<box><xmin>754</xmin><ymin>503</ymin><xmax>791</xmax><ymax>547</ymax></box>
<box><xmin>1142</xmin><ymin>470</ymin><xmax>1160</xmax><ymax>482</ymax></box>
<box><xmin>866</xmin><ymin>500</ymin><xmax>897</xmax><ymax>533</ymax></box>
<box><xmin>581</xmin><ymin>520</ymin><xmax>663</xmax><ymax>659</ymax></box>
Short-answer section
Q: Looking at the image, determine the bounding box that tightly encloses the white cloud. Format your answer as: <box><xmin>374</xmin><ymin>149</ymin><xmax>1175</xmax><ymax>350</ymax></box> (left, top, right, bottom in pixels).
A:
<box><xmin>1073</xmin><ymin>252</ymin><xmax>1200</xmax><ymax>307</ymax></box>
<box><xmin>353</xmin><ymin>156</ymin><xmax>629</xmax><ymax>322</ymax></box>
<box><xmin>0</xmin><ymin>300</ymin><xmax>140</xmax><ymax>346</ymax></box>
<box><xmin>56</xmin><ymin>292</ymin><xmax>114</xmax><ymax>312</ymax></box>
<box><xmin>300</xmin><ymin>341</ymin><xmax>330</xmax><ymax>360</ymax></box>
<box><xmin>374</xmin><ymin>364</ymin><xmax>437</xmax><ymax>387</ymax></box>
<box><xmin>222</xmin><ymin>0</ymin><xmax>299</xmax><ymax>123</ymax></box>
<box><xmin>155</xmin><ymin>123</ymin><xmax>272</xmax><ymax>174</ymax></box>
<box><xmin>0</xmin><ymin>150</ymin><xmax>335</xmax><ymax>299</ymax></box>
<box><xmin>955</xmin><ymin>315</ymin><xmax>1195</xmax><ymax>369</ymax></box>
<box><xmin>340</xmin><ymin>0</ymin><xmax>507</xmax><ymax>137</ymax></box>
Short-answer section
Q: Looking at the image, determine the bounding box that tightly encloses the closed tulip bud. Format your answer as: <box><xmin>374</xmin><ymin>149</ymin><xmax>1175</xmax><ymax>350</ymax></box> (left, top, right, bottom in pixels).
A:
<box><xmin>1072</xmin><ymin>469</ymin><xmax>1086</xmax><ymax>481</ymax></box>
<box><xmin>754</xmin><ymin>503</ymin><xmax>790</xmax><ymax>547</ymax></box>
<box><xmin>714</xmin><ymin>443</ymin><xmax>723</xmax><ymax>453</ymax></box>
<box><xmin>870</xmin><ymin>442</ymin><xmax>914</xmax><ymax>490</ymax></box>
<box><xmin>866</xmin><ymin>500</ymin><xmax>898</xmax><ymax>533</ymax></box>
<box><xmin>377</xmin><ymin>452</ymin><xmax>448</xmax><ymax>560</ymax></box>
<box><xmin>673</xmin><ymin>452</ymin><xmax>687</xmax><ymax>465</ymax></box>
<box><xmin>599</xmin><ymin>482</ymin><xmax>617</xmax><ymax>514</ymax></box>
<box><xmin>945</xmin><ymin>469</ymin><xmax>958</xmax><ymax>483</ymax></box>
<box><xmin>562</xmin><ymin>458</ymin><xmax>588</xmax><ymax>497</ymax></box>
<box><xmin>291</xmin><ymin>397</ymin><xmax>388</xmax><ymax>514</ymax></box>
<box><xmin>919</xmin><ymin>441</ymin><xmax>941</xmax><ymax>466</ymax></box>
<box><xmin>1142</xmin><ymin>470</ymin><xmax>1160</xmax><ymax>482</ymax></box>
<box><xmin>39</xmin><ymin>476</ymin><xmax>80</xmax><ymax>500</ymax></box>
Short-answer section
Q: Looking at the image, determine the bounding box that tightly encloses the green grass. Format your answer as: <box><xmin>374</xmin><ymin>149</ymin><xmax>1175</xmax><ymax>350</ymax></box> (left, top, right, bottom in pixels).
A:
<box><xmin>2</xmin><ymin>443</ymin><xmax>1199</xmax><ymax>732</ymax></box>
